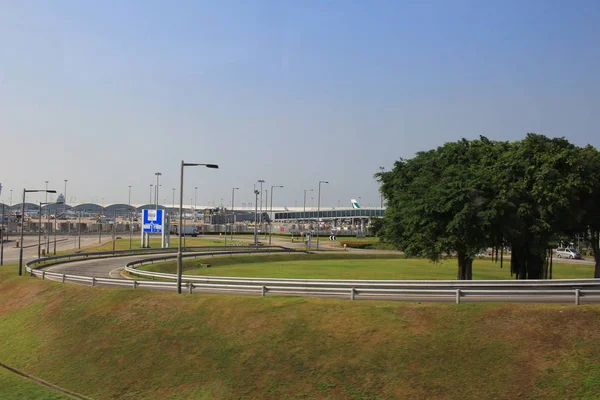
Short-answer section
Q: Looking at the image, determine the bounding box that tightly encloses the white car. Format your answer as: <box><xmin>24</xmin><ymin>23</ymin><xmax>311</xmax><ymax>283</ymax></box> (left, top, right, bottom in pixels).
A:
<box><xmin>555</xmin><ymin>248</ymin><xmax>581</xmax><ymax>259</ymax></box>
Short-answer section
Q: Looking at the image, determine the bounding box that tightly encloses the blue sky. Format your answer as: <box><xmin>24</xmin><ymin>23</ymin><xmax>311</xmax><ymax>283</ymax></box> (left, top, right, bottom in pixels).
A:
<box><xmin>1</xmin><ymin>0</ymin><xmax>599</xmax><ymax>207</ymax></box>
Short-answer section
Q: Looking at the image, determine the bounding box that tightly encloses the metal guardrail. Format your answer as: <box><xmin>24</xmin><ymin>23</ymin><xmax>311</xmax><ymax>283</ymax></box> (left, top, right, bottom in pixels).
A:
<box><xmin>25</xmin><ymin>247</ymin><xmax>600</xmax><ymax>304</ymax></box>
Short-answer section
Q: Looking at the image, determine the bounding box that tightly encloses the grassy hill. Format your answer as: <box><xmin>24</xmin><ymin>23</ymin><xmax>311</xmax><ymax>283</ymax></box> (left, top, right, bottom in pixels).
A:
<box><xmin>1</xmin><ymin>263</ymin><xmax>600</xmax><ymax>399</ymax></box>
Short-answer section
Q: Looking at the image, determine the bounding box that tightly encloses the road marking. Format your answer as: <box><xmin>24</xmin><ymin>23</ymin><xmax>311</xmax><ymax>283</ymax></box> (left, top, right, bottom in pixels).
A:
<box><xmin>109</xmin><ymin>266</ymin><xmax>125</xmax><ymax>279</ymax></box>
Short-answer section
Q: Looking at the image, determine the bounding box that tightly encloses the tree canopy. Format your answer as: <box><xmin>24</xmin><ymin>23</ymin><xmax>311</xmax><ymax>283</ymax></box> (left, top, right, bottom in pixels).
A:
<box><xmin>377</xmin><ymin>134</ymin><xmax>600</xmax><ymax>279</ymax></box>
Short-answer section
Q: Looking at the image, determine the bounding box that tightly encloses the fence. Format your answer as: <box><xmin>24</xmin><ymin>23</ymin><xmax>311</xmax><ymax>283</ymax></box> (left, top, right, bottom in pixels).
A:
<box><xmin>25</xmin><ymin>248</ymin><xmax>600</xmax><ymax>304</ymax></box>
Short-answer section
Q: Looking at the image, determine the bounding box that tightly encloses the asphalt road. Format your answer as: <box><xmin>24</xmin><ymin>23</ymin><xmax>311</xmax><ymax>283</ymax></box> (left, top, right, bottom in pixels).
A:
<box><xmin>1</xmin><ymin>235</ymin><xmax>109</xmax><ymax>265</ymax></box>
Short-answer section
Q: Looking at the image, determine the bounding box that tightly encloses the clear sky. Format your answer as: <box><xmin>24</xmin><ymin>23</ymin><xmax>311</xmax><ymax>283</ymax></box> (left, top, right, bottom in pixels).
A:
<box><xmin>1</xmin><ymin>0</ymin><xmax>599</xmax><ymax>207</ymax></box>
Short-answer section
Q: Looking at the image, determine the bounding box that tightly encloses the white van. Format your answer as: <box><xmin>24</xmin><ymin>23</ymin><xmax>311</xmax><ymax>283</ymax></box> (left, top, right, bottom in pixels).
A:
<box><xmin>555</xmin><ymin>248</ymin><xmax>581</xmax><ymax>259</ymax></box>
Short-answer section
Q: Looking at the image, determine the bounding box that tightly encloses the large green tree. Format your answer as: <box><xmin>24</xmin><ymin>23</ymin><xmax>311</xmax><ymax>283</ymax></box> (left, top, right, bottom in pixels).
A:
<box><xmin>378</xmin><ymin>134</ymin><xmax>600</xmax><ymax>280</ymax></box>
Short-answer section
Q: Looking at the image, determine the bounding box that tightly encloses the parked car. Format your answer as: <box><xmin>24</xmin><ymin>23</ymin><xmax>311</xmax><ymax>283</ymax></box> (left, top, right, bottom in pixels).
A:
<box><xmin>555</xmin><ymin>248</ymin><xmax>581</xmax><ymax>259</ymax></box>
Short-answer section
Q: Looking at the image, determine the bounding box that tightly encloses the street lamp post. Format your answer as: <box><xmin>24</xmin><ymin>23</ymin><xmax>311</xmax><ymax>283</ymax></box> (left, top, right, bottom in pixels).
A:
<box><xmin>257</xmin><ymin>180</ymin><xmax>265</xmax><ymax>227</ymax></box>
<box><xmin>269</xmin><ymin>185</ymin><xmax>283</xmax><ymax>245</ymax></box>
<box><xmin>149</xmin><ymin>184</ymin><xmax>153</xmax><ymax>204</ymax></box>
<box><xmin>128</xmin><ymin>185</ymin><xmax>132</xmax><ymax>249</ymax></box>
<box><xmin>155</xmin><ymin>172</ymin><xmax>162</xmax><ymax>210</ymax></box>
<box><xmin>231</xmin><ymin>187</ymin><xmax>239</xmax><ymax>242</ymax></box>
<box><xmin>253</xmin><ymin>189</ymin><xmax>260</xmax><ymax>247</ymax></box>
<box><xmin>78</xmin><ymin>211</ymin><xmax>82</xmax><ymax>249</ymax></box>
<box><xmin>303</xmin><ymin>189</ymin><xmax>313</xmax><ymax>214</ymax></box>
<box><xmin>263</xmin><ymin>189</ymin><xmax>268</xmax><ymax>239</ymax></box>
<box><xmin>172</xmin><ymin>188</ymin><xmax>175</xmax><ymax>217</ymax></box>
<box><xmin>177</xmin><ymin>161</ymin><xmax>219</xmax><ymax>294</ymax></box>
<box><xmin>316</xmin><ymin>181</ymin><xmax>329</xmax><ymax>250</ymax></box>
<box><xmin>19</xmin><ymin>188</ymin><xmax>56</xmax><ymax>276</ymax></box>
<box><xmin>194</xmin><ymin>187</ymin><xmax>198</xmax><ymax>219</ymax></box>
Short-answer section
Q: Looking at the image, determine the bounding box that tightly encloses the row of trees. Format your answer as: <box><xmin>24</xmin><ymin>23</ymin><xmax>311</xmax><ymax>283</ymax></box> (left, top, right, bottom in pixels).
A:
<box><xmin>377</xmin><ymin>134</ymin><xmax>600</xmax><ymax>279</ymax></box>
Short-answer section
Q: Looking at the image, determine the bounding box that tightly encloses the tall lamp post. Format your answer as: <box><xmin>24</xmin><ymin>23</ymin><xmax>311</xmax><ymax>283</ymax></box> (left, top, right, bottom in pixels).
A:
<box><xmin>257</xmin><ymin>180</ymin><xmax>265</xmax><ymax>226</ymax></box>
<box><xmin>263</xmin><ymin>189</ymin><xmax>268</xmax><ymax>239</ymax></box>
<box><xmin>253</xmin><ymin>189</ymin><xmax>260</xmax><ymax>247</ymax></box>
<box><xmin>19</xmin><ymin>188</ymin><xmax>56</xmax><ymax>276</ymax></box>
<box><xmin>303</xmin><ymin>188</ymin><xmax>313</xmax><ymax>215</ymax></box>
<box><xmin>316</xmin><ymin>181</ymin><xmax>328</xmax><ymax>250</ymax></box>
<box><xmin>177</xmin><ymin>161</ymin><xmax>219</xmax><ymax>294</ymax></box>
<box><xmin>194</xmin><ymin>187</ymin><xmax>198</xmax><ymax>218</ymax></box>
<box><xmin>269</xmin><ymin>185</ymin><xmax>283</xmax><ymax>245</ymax></box>
<box><xmin>155</xmin><ymin>172</ymin><xmax>162</xmax><ymax>210</ymax></box>
<box><xmin>128</xmin><ymin>185</ymin><xmax>133</xmax><ymax>249</ymax></box>
<box><xmin>149</xmin><ymin>184</ymin><xmax>153</xmax><ymax>204</ymax></box>
<box><xmin>231</xmin><ymin>187</ymin><xmax>239</xmax><ymax>242</ymax></box>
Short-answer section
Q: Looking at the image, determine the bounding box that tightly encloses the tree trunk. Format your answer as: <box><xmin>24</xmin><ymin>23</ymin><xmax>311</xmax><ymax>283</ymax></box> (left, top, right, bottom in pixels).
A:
<box><xmin>457</xmin><ymin>251</ymin><xmax>473</xmax><ymax>280</ymax></box>
<box><xmin>592</xmin><ymin>231</ymin><xmax>600</xmax><ymax>279</ymax></box>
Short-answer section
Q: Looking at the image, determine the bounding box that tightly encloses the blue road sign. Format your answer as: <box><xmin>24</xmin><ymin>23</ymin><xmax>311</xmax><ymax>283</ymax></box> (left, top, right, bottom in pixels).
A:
<box><xmin>142</xmin><ymin>209</ymin><xmax>164</xmax><ymax>233</ymax></box>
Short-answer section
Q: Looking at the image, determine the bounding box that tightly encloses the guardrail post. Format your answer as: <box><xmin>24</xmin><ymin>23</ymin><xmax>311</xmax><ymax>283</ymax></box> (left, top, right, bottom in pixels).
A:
<box><xmin>188</xmin><ymin>282</ymin><xmax>193</xmax><ymax>294</ymax></box>
<box><xmin>261</xmin><ymin>285</ymin><xmax>266</xmax><ymax>297</ymax></box>
<box><xmin>575</xmin><ymin>289</ymin><xmax>580</xmax><ymax>305</ymax></box>
<box><xmin>350</xmin><ymin>287</ymin><xmax>355</xmax><ymax>301</ymax></box>
<box><xmin>455</xmin><ymin>289</ymin><xmax>461</xmax><ymax>304</ymax></box>
<box><xmin>62</xmin><ymin>274</ymin><xmax>66</xmax><ymax>283</ymax></box>
<box><xmin>30</xmin><ymin>269</ymin><xmax>33</xmax><ymax>277</ymax></box>
<box><xmin>133</xmin><ymin>280</ymin><xmax>137</xmax><ymax>289</ymax></box>
<box><xmin>42</xmin><ymin>271</ymin><xmax>45</xmax><ymax>280</ymax></box>
<box><xmin>92</xmin><ymin>277</ymin><xmax>96</xmax><ymax>287</ymax></box>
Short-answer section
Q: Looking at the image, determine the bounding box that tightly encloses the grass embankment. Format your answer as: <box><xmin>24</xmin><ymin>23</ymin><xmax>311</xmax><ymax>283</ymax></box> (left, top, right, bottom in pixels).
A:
<box><xmin>139</xmin><ymin>253</ymin><xmax>594</xmax><ymax>280</ymax></box>
<box><xmin>1</xmin><ymin>264</ymin><xmax>600</xmax><ymax>399</ymax></box>
<box><xmin>0</xmin><ymin>367</ymin><xmax>70</xmax><ymax>399</ymax></box>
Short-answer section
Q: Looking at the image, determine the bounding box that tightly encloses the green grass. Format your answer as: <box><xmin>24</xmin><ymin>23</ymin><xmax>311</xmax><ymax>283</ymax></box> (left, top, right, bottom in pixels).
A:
<box><xmin>0</xmin><ymin>367</ymin><xmax>70</xmax><ymax>400</ymax></box>
<box><xmin>137</xmin><ymin>253</ymin><xmax>595</xmax><ymax>280</ymax></box>
<box><xmin>1</xmin><ymin>263</ymin><xmax>600</xmax><ymax>399</ymax></box>
<box><xmin>60</xmin><ymin>236</ymin><xmax>244</xmax><ymax>254</ymax></box>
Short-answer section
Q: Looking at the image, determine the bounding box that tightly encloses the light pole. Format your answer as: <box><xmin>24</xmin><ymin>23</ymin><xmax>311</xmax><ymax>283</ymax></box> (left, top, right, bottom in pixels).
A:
<box><xmin>257</xmin><ymin>180</ymin><xmax>265</xmax><ymax>226</ymax></box>
<box><xmin>303</xmin><ymin>189</ymin><xmax>313</xmax><ymax>214</ymax></box>
<box><xmin>19</xmin><ymin>188</ymin><xmax>56</xmax><ymax>276</ymax></box>
<box><xmin>269</xmin><ymin>185</ymin><xmax>283</xmax><ymax>245</ymax></box>
<box><xmin>128</xmin><ymin>185</ymin><xmax>132</xmax><ymax>250</ymax></box>
<box><xmin>194</xmin><ymin>187</ymin><xmax>198</xmax><ymax>218</ymax></box>
<box><xmin>379</xmin><ymin>166</ymin><xmax>385</xmax><ymax>208</ymax></box>
<box><xmin>64</xmin><ymin>180</ymin><xmax>68</xmax><ymax>204</ymax></box>
<box><xmin>253</xmin><ymin>189</ymin><xmax>260</xmax><ymax>247</ymax></box>
<box><xmin>155</xmin><ymin>172</ymin><xmax>162</xmax><ymax>210</ymax></box>
<box><xmin>231</xmin><ymin>188</ymin><xmax>238</xmax><ymax>242</ymax></box>
<box><xmin>149</xmin><ymin>184</ymin><xmax>153</xmax><ymax>204</ymax></box>
<box><xmin>177</xmin><ymin>161</ymin><xmax>219</xmax><ymax>294</ymax></box>
<box><xmin>263</xmin><ymin>189</ymin><xmax>268</xmax><ymax>239</ymax></box>
<box><xmin>172</xmin><ymin>188</ymin><xmax>176</xmax><ymax>217</ymax></box>
<box><xmin>316</xmin><ymin>180</ymin><xmax>329</xmax><ymax>250</ymax></box>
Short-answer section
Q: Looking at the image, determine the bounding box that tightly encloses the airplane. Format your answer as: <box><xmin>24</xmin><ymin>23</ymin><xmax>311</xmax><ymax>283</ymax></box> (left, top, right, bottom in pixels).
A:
<box><xmin>351</xmin><ymin>199</ymin><xmax>361</xmax><ymax>209</ymax></box>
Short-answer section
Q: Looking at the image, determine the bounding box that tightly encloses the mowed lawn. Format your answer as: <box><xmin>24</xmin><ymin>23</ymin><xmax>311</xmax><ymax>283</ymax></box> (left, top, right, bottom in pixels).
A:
<box><xmin>61</xmin><ymin>236</ymin><xmax>243</xmax><ymax>254</ymax></box>
<box><xmin>138</xmin><ymin>253</ymin><xmax>596</xmax><ymax>280</ymax></box>
<box><xmin>1</xmin><ymin>263</ymin><xmax>600</xmax><ymax>399</ymax></box>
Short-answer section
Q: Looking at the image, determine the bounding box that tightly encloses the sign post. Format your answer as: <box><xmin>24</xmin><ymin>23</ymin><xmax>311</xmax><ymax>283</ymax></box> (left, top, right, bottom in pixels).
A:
<box><xmin>141</xmin><ymin>209</ymin><xmax>166</xmax><ymax>248</ymax></box>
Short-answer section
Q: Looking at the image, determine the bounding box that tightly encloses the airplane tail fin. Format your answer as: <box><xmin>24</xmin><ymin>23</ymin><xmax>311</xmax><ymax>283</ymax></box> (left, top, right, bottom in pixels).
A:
<box><xmin>351</xmin><ymin>199</ymin><xmax>361</xmax><ymax>209</ymax></box>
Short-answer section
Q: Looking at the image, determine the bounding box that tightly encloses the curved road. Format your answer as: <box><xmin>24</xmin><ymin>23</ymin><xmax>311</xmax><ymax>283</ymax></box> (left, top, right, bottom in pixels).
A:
<box><xmin>35</xmin><ymin>246</ymin><xmax>600</xmax><ymax>304</ymax></box>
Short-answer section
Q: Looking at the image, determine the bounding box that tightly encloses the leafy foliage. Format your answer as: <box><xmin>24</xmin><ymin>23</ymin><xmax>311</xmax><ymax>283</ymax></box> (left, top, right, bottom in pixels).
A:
<box><xmin>378</xmin><ymin>134</ymin><xmax>600</xmax><ymax>279</ymax></box>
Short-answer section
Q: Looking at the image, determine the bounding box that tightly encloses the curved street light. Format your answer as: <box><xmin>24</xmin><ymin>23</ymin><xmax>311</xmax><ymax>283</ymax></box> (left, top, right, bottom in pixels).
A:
<box><xmin>177</xmin><ymin>161</ymin><xmax>219</xmax><ymax>294</ymax></box>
